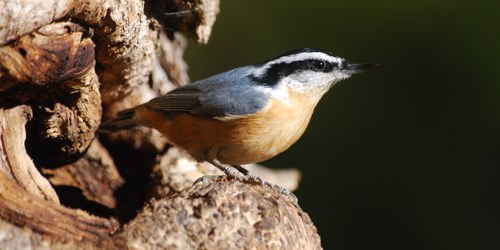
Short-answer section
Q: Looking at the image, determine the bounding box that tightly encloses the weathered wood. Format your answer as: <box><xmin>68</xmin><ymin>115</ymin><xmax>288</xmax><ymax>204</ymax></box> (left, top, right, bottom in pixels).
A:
<box><xmin>0</xmin><ymin>22</ymin><xmax>100</xmax><ymax>167</ymax></box>
<box><xmin>0</xmin><ymin>106</ymin><xmax>59</xmax><ymax>202</ymax></box>
<box><xmin>115</xmin><ymin>178</ymin><xmax>321</xmax><ymax>250</ymax></box>
<box><xmin>0</xmin><ymin>168</ymin><xmax>118</xmax><ymax>245</ymax></box>
<box><xmin>42</xmin><ymin>140</ymin><xmax>124</xmax><ymax>211</ymax></box>
<box><xmin>0</xmin><ymin>0</ymin><xmax>321</xmax><ymax>248</ymax></box>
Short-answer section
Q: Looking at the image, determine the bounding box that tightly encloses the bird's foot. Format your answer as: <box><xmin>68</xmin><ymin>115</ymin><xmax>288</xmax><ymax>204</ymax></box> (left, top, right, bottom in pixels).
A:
<box><xmin>206</xmin><ymin>161</ymin><xmax>298</xmax><ymax>203</ymax></box>
<box><xmin>193</xmin><ymin>175</ymin><xmax>224</xmax><ymax>186</ymax></box>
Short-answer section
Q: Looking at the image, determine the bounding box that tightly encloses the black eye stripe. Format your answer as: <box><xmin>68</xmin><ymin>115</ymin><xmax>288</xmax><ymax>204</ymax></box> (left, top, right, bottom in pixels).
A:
<box><xmin>299</xmin><ymin>59</ymin><xmax>337</xmax><ymax>72</ymax></box>
<box><xmin>250</xmin><ymin>59</ymin><xmax>338</xmax><ymax>86</ymax></box>
<box><xmin>309</xmin><ymin>60</ymin><xmax>336</xmax><ymax>72</ymax></box>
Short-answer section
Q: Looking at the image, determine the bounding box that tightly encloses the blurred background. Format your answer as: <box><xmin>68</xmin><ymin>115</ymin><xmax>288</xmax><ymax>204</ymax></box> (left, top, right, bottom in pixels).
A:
<box><xmin>184</xmin><ymin>1</ymin><xmax>500</xmax><ymax>249</ymax></box>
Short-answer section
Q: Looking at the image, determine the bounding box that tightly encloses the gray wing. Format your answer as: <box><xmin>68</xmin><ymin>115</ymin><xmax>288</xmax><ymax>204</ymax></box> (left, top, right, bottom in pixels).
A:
<box><xmin>146</xmin><ymin>84</ymin><xmax>202</xmax><ymax>112</ymax></box>
<box><xmin>145</xmin><ymin>66</ymin><xmax>270</xmax><ymax>118</ymax></box>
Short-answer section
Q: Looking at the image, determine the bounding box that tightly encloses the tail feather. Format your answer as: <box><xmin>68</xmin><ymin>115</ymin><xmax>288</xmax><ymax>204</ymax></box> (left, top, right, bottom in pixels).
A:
<box><xmin>100</xmin><ymin>108</ymin><xmax>138</xmax><ymax>132</ymax></box>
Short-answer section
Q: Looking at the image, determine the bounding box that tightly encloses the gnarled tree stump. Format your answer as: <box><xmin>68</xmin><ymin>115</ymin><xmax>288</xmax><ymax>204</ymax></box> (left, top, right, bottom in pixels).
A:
<box><xmin>0</xmin><ymin>0</ymin><xmax>321</xmax><ymax>248</ymax></box>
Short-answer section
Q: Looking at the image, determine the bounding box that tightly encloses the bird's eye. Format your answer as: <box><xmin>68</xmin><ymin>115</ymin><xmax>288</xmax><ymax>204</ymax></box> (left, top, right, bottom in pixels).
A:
<box><xmin>313</xmin><ymin>61</ymin><xmax>326</xmax><ymax>70</ymax></box>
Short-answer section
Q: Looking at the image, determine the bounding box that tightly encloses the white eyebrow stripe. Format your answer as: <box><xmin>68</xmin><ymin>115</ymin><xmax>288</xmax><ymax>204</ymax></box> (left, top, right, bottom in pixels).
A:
<box><xmin>269</xmin><ymin>52</ymin><xmax>343</xmax><ymax>65</ymax></box>
<box><xmin>252</xmin><ymin>52</ymin><xmax>344</xmax><ymax>78</ymax></box>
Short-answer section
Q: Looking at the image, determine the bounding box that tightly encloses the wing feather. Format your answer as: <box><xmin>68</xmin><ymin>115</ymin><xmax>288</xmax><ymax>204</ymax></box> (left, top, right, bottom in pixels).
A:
<box><xmin>146</xmin><ymin>85</ymin><xmax>202</xmax><ymax>112</ymax></box>
<box><xmin>144</xmin><ymin>66</ymin><xmax>270</xmax><ymax>118</ymax></box>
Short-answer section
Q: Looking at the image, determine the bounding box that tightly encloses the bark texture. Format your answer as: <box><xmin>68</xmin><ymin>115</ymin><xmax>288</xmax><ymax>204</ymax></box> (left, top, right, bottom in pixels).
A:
<box><xmin>116</xmin><ymin>179</ymin><xmax>319</xmax><ymax>250</ymax></box>
<box><xmin>0</xmin><ymin>0</ymin><xmax>321</xmax><ymax>249</ymax></box>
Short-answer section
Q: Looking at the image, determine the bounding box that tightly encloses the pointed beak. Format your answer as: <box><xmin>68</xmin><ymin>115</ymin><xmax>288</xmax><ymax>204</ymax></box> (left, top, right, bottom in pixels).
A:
<box><xmin>341</xmin><ymin>63</ymin><xmax>380</xmax><ymax>75</ymax></box>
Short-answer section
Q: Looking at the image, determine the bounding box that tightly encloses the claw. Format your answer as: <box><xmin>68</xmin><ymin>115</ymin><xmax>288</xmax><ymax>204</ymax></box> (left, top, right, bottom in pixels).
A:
<box><xmin>205</xmin><ymin>161</ymin><xmax>298</xmax><ymax>203</ymax></box>
<box><xmin>193</xmin><ymin>175</ymin><xmax>222</xmax><ymax>185</ymax></box>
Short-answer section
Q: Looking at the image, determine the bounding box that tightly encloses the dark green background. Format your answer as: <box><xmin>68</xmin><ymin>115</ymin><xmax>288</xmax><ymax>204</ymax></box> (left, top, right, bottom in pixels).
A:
<box><xmin>184</xmin><ymin>1</ymin><xmax>500</xmax><ymax>249</ymax></box>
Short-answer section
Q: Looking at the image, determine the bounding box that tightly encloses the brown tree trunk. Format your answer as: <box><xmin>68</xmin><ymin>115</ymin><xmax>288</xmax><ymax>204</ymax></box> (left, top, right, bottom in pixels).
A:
<box><xmin>0</xmin><ymin>0</ymin><xmax>321</xmax><ymax>249</ymax></box>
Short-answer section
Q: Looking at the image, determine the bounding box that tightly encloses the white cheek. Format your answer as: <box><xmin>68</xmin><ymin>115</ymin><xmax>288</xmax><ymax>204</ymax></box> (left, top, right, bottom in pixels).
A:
<box><xmin>286</xmin><ymin>71</ymin><xmax>319</xmax><ymax>89</ymax></box>
<box><xmin>287</xmin><ymin>71</ymin><xmax>339</xmax><ymax>89</ymax></box>
<box><xmin>287</xmin><ymin>71</ymin><xmax>351</xmax><ymax>95</ymax></box>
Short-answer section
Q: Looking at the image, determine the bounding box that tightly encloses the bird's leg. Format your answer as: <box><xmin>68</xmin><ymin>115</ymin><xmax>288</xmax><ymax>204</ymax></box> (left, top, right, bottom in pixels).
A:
<box><xmin>231</xmin><ymin>164</ymin><xmax>263</xmax><ymax>183</ymax></box>
<box><xmin>193</xmin><ymin>160</ymin><xmax>246</xmax><ymax>186</ymax></box>
<box><xmin>234</xmin><ymin>164</ymin><xmax>297</xmax><ymax>202</ymax></box>
<box><xmin>210</xmin><ymin>161</ymin><xmax>247</xmax><ymax>179</ymax></box>
<box><xmin>235</xmin><ymin>164</ymin><xmax>297</xmax><ymax>202</ymax></box>
<box><xmin>194</xmin><ymin>161</ymin><xmax>297</xmax><ymax>202</ymax></box>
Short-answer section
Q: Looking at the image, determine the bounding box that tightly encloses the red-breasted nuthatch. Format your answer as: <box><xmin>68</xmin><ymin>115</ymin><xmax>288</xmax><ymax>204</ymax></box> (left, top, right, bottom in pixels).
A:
<box><xmin>102</xmin><ymin>48</ymin><xmax>378</xmax><ymax>197</ymax></box>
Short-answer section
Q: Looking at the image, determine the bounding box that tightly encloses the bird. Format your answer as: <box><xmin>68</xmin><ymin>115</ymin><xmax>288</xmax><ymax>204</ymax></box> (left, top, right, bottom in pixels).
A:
<box><xmin>101</xmin><ymin>48</ymin><xmax>378</xmax><ymax>198</ymax></box>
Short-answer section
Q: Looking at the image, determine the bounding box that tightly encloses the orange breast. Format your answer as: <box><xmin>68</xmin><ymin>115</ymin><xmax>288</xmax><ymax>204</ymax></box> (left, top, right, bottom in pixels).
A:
<box><xmin>136</xmin><ymin>88</ymin><xmax>320</xmax><ymax>165</ymax></box>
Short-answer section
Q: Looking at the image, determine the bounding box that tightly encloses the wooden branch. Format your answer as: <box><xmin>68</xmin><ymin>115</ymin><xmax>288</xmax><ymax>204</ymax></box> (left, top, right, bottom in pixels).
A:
<box><xmin>0</xmin><ymin>106</ymin><xmax>59</xmax><ymax>202</ymax></box>
<box><xmin>0</xmin><ymin>168</ymin><xmax>118</xmax><ymax>246</ymax></box>
<box><xmin>0</xmin><ymin>0</ymin><xmax>75</xmax><ymax>46</ymax></box>
<box><xmin>115</xmin><ymin>179</ymin><xmax>320</xmax><ymax>250</ymax></box>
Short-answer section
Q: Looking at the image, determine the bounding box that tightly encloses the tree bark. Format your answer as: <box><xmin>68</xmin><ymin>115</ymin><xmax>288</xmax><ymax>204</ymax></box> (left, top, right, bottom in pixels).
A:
<box><xmin>0</xmin><ymin>0</ymin><xmax>321</xmax><ymax>249</ymax></box>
